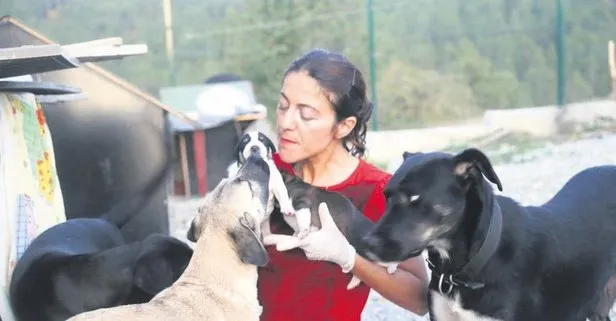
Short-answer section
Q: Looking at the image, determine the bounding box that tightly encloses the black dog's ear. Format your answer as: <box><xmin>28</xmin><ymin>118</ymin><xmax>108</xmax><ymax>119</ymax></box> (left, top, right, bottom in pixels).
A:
<box><xmin>134</xmin><ymin>236</ymin><xmax>193</xmax><ymax>295</ymax></box>
<box><xmin>186</xmin><ymin>219</ymin><xmax>198</xmax><ymax>242</ymax></box>
<box><xmin>229</xmin><ymin>212</ymin><xmax>268</xmax><ymax>267</ymax></box>
<box><xmin>453</xmin><ymin>148</ymin><xmax>503</xmax><ymax>191</ymax></box>
<box><xmin>402</xmin><ymin>151</ymin><xmax>420</xmax><ymax>160</ymax></box>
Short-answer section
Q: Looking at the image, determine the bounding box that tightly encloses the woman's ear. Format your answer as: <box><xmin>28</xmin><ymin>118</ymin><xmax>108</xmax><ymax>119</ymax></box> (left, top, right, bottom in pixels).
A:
<box><xmin>335</xmin><ymin>116</ymin><xmax>357</xmax><ymax>139</ymax></box>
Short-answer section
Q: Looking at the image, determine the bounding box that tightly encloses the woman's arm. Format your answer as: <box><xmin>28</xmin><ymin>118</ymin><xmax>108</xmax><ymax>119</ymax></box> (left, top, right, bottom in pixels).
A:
<box><xmin>351</xmin><ymin>255</ymin><xmax>429</xmax><ymax>315</ymax></box>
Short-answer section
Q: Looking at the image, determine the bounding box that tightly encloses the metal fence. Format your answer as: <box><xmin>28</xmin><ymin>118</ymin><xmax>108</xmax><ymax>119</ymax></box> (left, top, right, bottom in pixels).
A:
<box><xmin>3</xmin><ymin>0</ymin><xmax>614</xmax><ymax>130</ymax></box>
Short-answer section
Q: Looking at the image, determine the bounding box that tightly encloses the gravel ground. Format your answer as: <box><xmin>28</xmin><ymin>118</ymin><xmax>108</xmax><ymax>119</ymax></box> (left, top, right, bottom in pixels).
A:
<box><xmin>168</xmin><ymin>132</ymin><xmax>616</xmax><ymax>320</ymax></box>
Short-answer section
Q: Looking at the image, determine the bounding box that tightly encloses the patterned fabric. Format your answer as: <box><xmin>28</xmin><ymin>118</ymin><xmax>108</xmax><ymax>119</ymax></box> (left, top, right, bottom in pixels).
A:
<box><xmin>258</xmin><ymin>153</ymin><xmax>391</xmax><ymax>321</ymax></box>
<box><xmin>0</xmin><ymin>92</ymin><xmax>66</xmax><ymax>319</ymax></box>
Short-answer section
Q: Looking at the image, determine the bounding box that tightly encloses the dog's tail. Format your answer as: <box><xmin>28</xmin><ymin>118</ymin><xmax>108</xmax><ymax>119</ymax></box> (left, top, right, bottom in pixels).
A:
<box><xmin>99</xmin><ymin>124</ymin><xmax>173</xmax><ymax>229</ymax></box>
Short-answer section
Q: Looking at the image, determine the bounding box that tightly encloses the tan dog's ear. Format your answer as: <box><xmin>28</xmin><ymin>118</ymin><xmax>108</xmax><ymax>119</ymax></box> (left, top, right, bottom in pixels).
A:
<box><xmin>229</xmin><ymin>213</ymin><xmax>268</xmax><ymax>266</ymax></box>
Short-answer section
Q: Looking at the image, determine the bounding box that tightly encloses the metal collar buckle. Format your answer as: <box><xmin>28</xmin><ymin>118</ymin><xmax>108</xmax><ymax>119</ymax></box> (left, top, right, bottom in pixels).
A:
<box><xmin>437</xmin><ymin>273</ymin><xmax>458</xmax><ymax>295</ymax></box>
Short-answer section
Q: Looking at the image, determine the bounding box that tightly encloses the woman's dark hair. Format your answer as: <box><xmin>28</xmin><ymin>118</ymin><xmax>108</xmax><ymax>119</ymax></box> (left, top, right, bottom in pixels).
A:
<box><xmin>283</xmin><ymin>48</ymin><xmax>373</xmax><ymax>158</ymax></box>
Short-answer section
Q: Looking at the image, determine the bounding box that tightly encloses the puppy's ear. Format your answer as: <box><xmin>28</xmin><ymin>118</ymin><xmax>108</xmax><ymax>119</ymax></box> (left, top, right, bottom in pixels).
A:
<box><xmin>186</xmin><ymin>218</ymin><xmax>198</xmax><ymax>242</ymax></box>
<box><xmin>453</xmin><ymin>148</ymin><xmax>503</xmax><ymax>191</ymax></box>
<box><xmin>258</xmin><ymin>132</ymin><xmax>277</xmax><ymax>157</ymax></box>
<box><xmin>263</xmin><ymin>137</ymin><xmax>276</xmax><ymax>158</ymax></box>
<box><xmin>134</xmin><ymin>235</ymin><xmax>193</xmax><ymax>295</ymax></box>
<box><xmin>234</xmin><ymin>133</ymin><xmax>250</xmax><ymax>164</ymax></box>
<box><xmin>236</xmin><ymin>142</ymin><xmax>246</xmax><ymax>164</ymax></box>
<box><xmin>229</xmin><ymin>212</ymin><xmax>268</xmax><ymax>267</ymax></box>
<box><xmin>402</xmin><ymin>151</ymin><xmax>420</xmax><ymax>160</ymax></box>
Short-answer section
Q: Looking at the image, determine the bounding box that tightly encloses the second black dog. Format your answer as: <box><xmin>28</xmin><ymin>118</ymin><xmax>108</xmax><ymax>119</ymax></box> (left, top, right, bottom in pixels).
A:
<box><xmin>361</xmin><ymin>148</ymin><xmax>616</xmax><ymax>321</ymax></box>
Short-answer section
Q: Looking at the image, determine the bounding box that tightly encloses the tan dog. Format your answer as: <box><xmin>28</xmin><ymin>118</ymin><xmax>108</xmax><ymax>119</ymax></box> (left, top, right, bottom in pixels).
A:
<box><xmin>67</xmin><ymin>154</ymin><xmax>271</xmax><ymax>321</ymax></box>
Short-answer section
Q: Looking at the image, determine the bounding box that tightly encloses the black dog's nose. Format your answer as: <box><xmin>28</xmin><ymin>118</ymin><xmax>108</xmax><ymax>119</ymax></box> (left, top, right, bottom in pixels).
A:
<box><xmin>360</xmin><ymin>235</ymin><xmax>384</xmax><ymax>254</ymax></box>
<box><xmin>250</xmin><ymin>145</ymin><xmax>261</xmax><ymax>154</ymax></box>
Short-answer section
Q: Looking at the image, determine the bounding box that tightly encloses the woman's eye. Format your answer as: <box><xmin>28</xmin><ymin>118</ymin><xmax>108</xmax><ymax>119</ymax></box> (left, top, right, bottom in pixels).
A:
<box><xmin>299</xmin><ymin>109</ymin><xmax>316</xmax><ymax>121</ymax></box>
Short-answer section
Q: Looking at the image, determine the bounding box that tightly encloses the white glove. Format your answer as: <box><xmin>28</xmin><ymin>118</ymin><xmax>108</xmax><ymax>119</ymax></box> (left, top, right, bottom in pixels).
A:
<box><xmin>263</xmin><ymin>202</ymin><xmax>357</xmax><ymax>273</ymax></box>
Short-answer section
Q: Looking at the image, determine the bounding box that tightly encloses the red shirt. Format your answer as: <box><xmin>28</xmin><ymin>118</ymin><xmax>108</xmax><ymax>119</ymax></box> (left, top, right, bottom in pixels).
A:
<box><xmin>258</xmin><ymin>154</ymin><xmax>391</xmax><ymax>321</ymax></box>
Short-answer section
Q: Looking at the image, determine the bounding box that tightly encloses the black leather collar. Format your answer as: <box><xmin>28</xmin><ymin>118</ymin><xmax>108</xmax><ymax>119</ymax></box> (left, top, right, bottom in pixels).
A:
<box><xmin>427</xmin><ymin>186</ymin><xmax>504</xmax><ymax>295</ymax></box>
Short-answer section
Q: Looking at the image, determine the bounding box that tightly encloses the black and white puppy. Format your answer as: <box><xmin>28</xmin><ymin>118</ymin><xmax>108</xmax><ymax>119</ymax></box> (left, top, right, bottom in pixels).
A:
<box><xmin>278</xmin><ymin>171</ymin><xmax>398</xmax><ymax>289</ymax></box>
<box><xmin>360</xmin><ymin>149</ymin><xmax>616</xmax><ymax>321</ymax></box>
<box><xmin>229</xmin><ymin>132</ymin><xmax>309</xmax><ymax>238</ymax></box>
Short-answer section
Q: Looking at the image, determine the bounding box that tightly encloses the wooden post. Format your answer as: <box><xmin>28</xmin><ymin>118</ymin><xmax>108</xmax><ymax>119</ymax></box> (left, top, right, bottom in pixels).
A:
<box><xmin>609</xmin><ymin>40</ymin><xmax>616</xmax><ymax>101</ymax></box>
<box><xmin>178</xmin><ymin>133</ymin><xmax>191</xmax><ymax>197</ymax></box>
<box><xmin>192</xmin><ymin>130</ymin><xmax>207</xmax><ymax>196</ymax></box>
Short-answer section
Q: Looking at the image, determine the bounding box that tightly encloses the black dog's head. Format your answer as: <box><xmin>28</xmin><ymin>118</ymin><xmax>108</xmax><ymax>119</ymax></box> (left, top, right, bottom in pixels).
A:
<box><xmin>132</xmin><ymin>234</ymin><xmax>193</xmax><ymax>297</ymax></box>
<box><xmin>235</xmin><ymin>131</ymin><xmax>276</xmax><ymax>164</ymax></box>
<box><xmin>360</xmin><ymin>148</ymin><xmax>502</xmax><ymax>263</ymax></box>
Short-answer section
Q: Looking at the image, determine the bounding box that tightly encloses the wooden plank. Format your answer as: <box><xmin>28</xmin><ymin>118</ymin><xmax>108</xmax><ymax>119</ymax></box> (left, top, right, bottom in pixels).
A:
<box><xmin>178</xmin><ymin>133</ymin><xmax>191</xmax><ymax>197</ymax></box>
<box><xmin>234</xmin><ymin>112</ymin><xmax>266</xmax><ymax>122</ymax></box>
<box><xmin>62</xmin><ymin>37</ymin><xmax>124</xmax><ymax>49</ymax></box>
<box><xmin>609</xmin><ymin>40</ymin><xmax>616</xmax><ymax>100</ymax></box>
<box><xmin>35</xmin><ymin>93</ymin><xmax>87</xmax><ymax>103</ymax></box>
<box><xmin>63</xmin><ymin>44</ymin><xmax>149</xmax><ymax>63</ymax></box>
<box><xmin>0</xmin><ymin>81</ymin><xmax>80</xmax><ymax>95</ymax></box>
<box><xmin>0</xmin><ymin>45</ymin><xmax>80</xmax><ymax>78</ymax></box>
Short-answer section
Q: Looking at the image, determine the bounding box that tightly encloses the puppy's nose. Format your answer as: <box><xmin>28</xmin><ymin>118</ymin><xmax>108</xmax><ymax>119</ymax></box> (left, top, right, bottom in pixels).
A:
<box><xmin>360</xmin><ymin>234</ymin><xmax>384</xmax><ymax>254</ymax></box>
<box><xmin>250</xmin><ymin>145</ymin><xmax>261</xmax><ymax>154</ymax></box>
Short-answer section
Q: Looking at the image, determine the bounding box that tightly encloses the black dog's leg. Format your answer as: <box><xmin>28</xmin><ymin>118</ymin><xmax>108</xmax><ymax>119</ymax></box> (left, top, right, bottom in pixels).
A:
<box><xmin>588</xmin><ymin>315</ymin><xmax>612</xmax><ymax>321</ymax></box>
<box><xmin>589</xmin><ymin>274</ymin><xmax>616</xmax><ymax>321</ymax></box>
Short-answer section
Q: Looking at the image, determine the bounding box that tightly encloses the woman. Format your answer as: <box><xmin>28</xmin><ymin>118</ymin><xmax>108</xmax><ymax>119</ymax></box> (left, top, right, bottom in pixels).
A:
<box><xmin>257</xmin><ymin>48</ymin><xmax>429</xmax><ymax>321</ymax></box>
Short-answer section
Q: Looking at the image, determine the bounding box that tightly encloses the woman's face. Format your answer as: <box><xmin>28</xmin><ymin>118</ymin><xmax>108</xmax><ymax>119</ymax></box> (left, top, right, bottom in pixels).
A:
<box><xmin>275</xmin><ymin>71</ymin><xmax>338</xmax><ymax>164</ymax></box>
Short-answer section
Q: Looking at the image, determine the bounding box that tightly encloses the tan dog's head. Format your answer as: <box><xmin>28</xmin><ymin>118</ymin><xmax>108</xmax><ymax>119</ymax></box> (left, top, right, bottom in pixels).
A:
<box><xmin>186</xmin><ymin>154</ymin><xmax>271</xmax><ymax>266</ymax></box>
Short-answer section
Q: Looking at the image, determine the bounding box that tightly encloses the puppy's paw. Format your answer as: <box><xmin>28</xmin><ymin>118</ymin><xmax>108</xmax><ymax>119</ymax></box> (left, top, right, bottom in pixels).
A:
<box><xmin>296</xmin><ymin>229</ymin><xmax>310</xmax><ymax>239</ymax></box>
<box><xmin>386</xmin><ymin>263</ymin><xmax>398</xmax><ymax>274</ymax></box>
<box><xmin>279</xmin><ymin>200</ymin><xmax>295</xmax><ymax>216</ymax></box>
<box><xmin>376</xmin><ymin>262</ymin><xmax>399</xmax><ymax>274</ymax></box>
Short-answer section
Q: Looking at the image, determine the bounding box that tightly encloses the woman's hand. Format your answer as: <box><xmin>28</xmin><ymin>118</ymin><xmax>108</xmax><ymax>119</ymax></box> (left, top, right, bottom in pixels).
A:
<box><xmin>263</xmin><ymin>202</ymin><xmax>357</xmax><ymax>273</ymax></box>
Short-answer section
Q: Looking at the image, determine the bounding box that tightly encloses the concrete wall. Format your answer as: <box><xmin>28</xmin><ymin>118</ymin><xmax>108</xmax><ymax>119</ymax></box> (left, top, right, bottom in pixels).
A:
<box><xmin>366</xmin><ymin>99</ymin><xmax>616</xmax><ymax>165</ymax></box>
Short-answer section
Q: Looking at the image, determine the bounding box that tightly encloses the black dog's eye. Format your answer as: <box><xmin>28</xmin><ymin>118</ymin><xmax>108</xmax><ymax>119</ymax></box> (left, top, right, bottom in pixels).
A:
<box><xmin>394</xmin><ymin>193</ymin><xmax>420</xmax><ymax>205</ymax></box>
<box><xmin>403</xmin><ymin>194</ymin><xmax>420</xmax><ymax>206</ymax></box>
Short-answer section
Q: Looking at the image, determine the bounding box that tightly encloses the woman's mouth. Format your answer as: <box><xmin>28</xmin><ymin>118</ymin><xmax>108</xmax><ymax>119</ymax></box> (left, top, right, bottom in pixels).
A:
<box><xmin>279</xmin><ymin>137</ymin><xmax>297</xmax><ymax>146</ymax></box>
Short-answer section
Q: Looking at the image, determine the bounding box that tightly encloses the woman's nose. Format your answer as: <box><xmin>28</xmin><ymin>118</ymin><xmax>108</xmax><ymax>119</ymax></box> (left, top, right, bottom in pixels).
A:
<box><xmin>277</xmin><ymin>109</ymin><xmax>296</xmax><ymax>130</ymax></box>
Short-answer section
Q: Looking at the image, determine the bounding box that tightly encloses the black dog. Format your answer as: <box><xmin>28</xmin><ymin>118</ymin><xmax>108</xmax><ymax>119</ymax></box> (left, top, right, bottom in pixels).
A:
<box><xmin>8</xmin><ymin>132</ymin><xmax>189</xmax><ymax>321</ymax></box>
<box><xmin>17</xmin><ymin>233</ymin><xmax>192</xmax><ymax>321</ymax></box>
<box><xmin>361</xmin><ymin>148</ymin><xmax>616</xmax><ymax>321</ymax></box>
<box><xmin>275</xmin><ymin>171</ymin><xmax>398</xmax><ymax>289</ymax></box>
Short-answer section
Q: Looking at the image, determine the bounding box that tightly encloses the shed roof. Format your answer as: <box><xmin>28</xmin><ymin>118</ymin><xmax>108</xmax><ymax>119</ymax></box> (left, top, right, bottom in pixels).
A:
<box><xmin>0</xmin><ymin>16</ymin><xmax>199</xmax><ymax>127</ymax></box>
